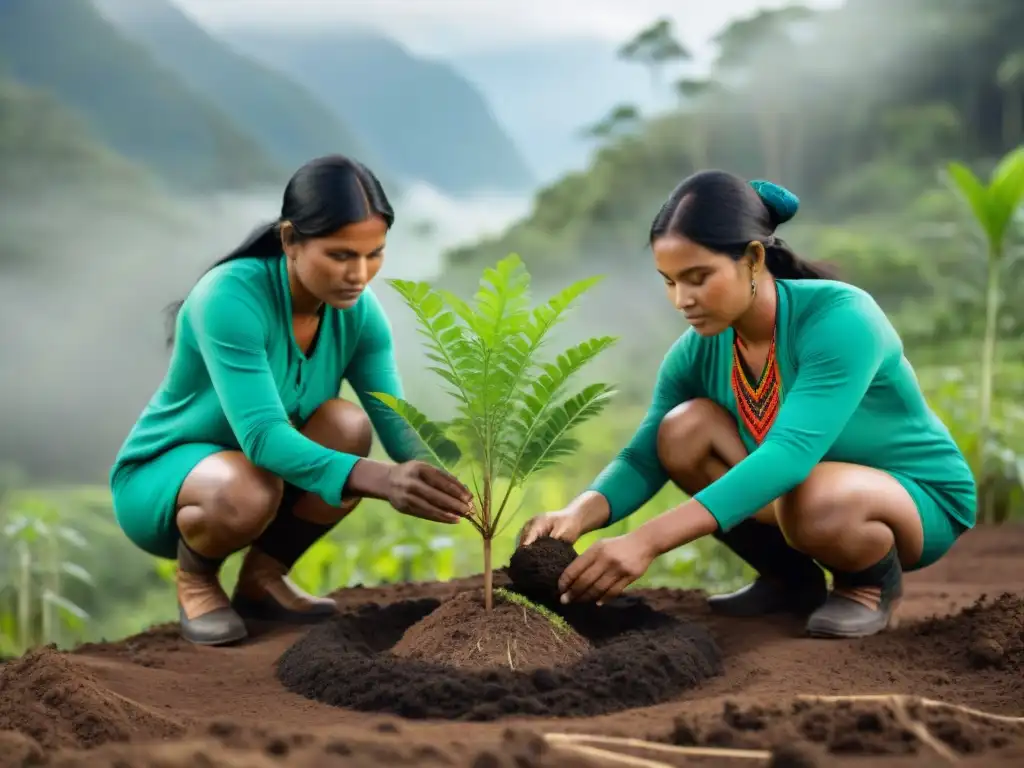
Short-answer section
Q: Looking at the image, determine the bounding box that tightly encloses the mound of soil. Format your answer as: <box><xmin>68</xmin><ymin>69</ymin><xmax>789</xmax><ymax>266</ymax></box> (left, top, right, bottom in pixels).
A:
<box><xmin>276</xmin><ymin>591</ymin><xmax>722</xmax><ymax>720</ymax></box>
<box><xmin>391</xmin><ymin>589</ymin><xmax>590</xmax><ymax>671</ymax></box>
<box><xmin>0</xmin><ymin>647</ymin><xmax>183</xmax><ymax>750</ymax></box>
<box><xmin>506</xmin><ymin>536</ymin><xmax>578</xmax><ymax>604</ymax></box>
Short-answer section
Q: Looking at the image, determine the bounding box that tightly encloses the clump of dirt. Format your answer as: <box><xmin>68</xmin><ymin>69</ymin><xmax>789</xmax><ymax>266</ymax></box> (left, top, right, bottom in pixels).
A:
<box><xmin>391</xmin><ymin>589</ymin><xmax>590</xmax><ymax>672</ymax></box>
<box><xmin>506</xmin><ymin>536</ymin><xmax>578</xmax><ymax>604</ymax></box>
<box><xmin>0</xmin><ymin>647</ymin><xmax>184</xmax><ymax>750</ymax></box>
<box><xmin>666</xmin><ymin>697</ymin><xmax>1023</xmax><ymax>760</ymax></box>
<box><xmin>276</xmin><ymin>591</ymin><xmax>721</xmax><ymax>720</ymax></box>
<box><xmin>4</xmin><ymin>725</ymin><xmax>587</xmax><ymax>767</ymax></box>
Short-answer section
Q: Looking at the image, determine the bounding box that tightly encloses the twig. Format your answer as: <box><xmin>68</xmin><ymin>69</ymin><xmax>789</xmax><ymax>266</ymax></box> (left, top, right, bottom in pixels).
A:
<box><xmin>506</xmin><ymin>639</ymin><xmax>514</xmax><ymax>671</ymax></box>
<box><xmin>548</xmin><ymin>743</ymin><xmax>675</xmax><ymax>768</ymax></box>
<box><xmin>798</xmin><ymin>694</ymin><xmax>1024</xmax><ymax>724</ymax></box>
<box><xmin>545</xmin><ymin>732</ymin><xmax>771</xmax><ymax>760</ymax></box>
<box><xmin>890</xmin><ymin>697</ymin><xmax>959</xmax><ymax>763</ymax></box>
<box><xmin>797</xmin><ymin>693</ymin><xmax>1024</xmax><ymax>764</ymax></box>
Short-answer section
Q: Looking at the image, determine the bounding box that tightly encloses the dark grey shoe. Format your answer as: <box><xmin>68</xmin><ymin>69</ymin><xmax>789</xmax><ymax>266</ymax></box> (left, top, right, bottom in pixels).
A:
<box><xmin>177</xmin><ymin>603</ymin><xmax>248</xmax><ymax>646</ymax></box>
<box><xmin>708</xmin><ymin>573</ymin><xmax>828</xmax><ymax>617</ymax></box>
<box><xmin>805</xmin><ymin>592</ymin><xmax>900</xmax><ymax>638</ymax></box>
<box><xmin>806</xmin><ymin>547</ymin><xmax>903</xmax><ymax>639</ymax></box>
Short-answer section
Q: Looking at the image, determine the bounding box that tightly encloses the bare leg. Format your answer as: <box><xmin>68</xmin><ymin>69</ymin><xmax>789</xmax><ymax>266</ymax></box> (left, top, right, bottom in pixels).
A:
<box><xmin>657</xmin><ymin>399</ymin><xmax>926</xmax><ymax>637</ymax></box>
<box><xmin>231</xmin><ymin>398</ymin><xmax>372</xmax><ymax>623</ymax></box>
<box><xmin>175</xmin><ymin>456</ymin><xmax>283</xmax><ymax>645</ymax></box>
<box><xmin>656</xmin><ymin>399</ymin><xmax>828</xmax><ymax>617</ymax></box>
<box><xmin>173</xmin><ymin>398</ymin><xmax>371</xmax><ymax>645</ymax></box>
<box><xmin>778</xmin><ymin>463</ymin><xmax>924</xmax><ymax>637</ymax></box>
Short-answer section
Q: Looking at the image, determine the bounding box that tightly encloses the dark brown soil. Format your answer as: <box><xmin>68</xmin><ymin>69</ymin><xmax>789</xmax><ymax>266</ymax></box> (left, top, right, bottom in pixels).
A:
<box><xmin>506</xmin><ymin>536</ymin><xmax>578</xmax><ymax>604</ymax></box>
<box><xmin>0</xmin><ymin>524</ymin><xmax>1022</xmax><ymax>767</ymax></box>
<box><xmin>275</xmin><ymin>589</ymin><xmax>722</xmax><ymax>720</ymax></box>
<box><xmin>390</xmin><ymin>589</ymin><xmax>591</xmax><ymax>671</ymax></box>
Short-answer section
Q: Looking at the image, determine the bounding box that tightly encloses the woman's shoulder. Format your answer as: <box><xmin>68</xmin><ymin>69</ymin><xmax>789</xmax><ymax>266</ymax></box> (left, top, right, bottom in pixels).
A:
<box><xmin>782</xmin><ymin>278</ymin><xmax>887</xmax><ymax>324</ymax></box>
<box><xmin>781</xmin><ymin>279</ymin><xmax>900</xmax><ymax>354</ymax></box>
<box><xmin>189</xmin><ymin>257</ymin><xmax>277</xmax><ymax>309</ymax></box>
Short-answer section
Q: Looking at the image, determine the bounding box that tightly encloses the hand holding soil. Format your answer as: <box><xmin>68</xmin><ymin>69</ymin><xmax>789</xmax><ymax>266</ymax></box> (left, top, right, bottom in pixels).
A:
<box><xmin>557</xmin><ymin>531</ymin><xmax>658</xmax><ymax>605</ymax></box>
<box><xmin>385</xmin><ymin>460</ymin><xmax>474</xmax><ymax>524</ymax></box>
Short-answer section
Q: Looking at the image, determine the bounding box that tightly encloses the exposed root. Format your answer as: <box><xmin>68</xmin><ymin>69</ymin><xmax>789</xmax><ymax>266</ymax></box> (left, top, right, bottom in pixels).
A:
<box><xmin>797</xmin><ymin>694</ymin><xmax>1024</xmax><ymax>724</ymax></box>
<box><xmin>545</xmin><ymin>732</ymin><xmax>771</xmax><ymax>761</ymax></box>
<box><xmin>796</xmin><ymin>694</ymin><xmax>1024</xmax><ymax>764</ymax></box>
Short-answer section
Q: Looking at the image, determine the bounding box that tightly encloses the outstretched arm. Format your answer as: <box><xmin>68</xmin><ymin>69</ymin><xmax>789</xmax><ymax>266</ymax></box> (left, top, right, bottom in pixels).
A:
<box><xmin>583</xmin><ymin>332</ymin><xmax>702</xmax><ymax>526</ymax></box>
<box><xmin>190</xmin><ymin>283</ymin><xmax>365</xmax><ymax>508</ymax></box>
<box><xmin>558</xmin><ymin>292</ymin><xmax>898</xmax><ymax>604</ymax></box>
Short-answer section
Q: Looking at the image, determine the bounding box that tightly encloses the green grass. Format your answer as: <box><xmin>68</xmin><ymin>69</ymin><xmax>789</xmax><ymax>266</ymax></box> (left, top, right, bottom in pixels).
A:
<box><xmin>494</xmin><ymin>587</ymin><xmax>574</xmax><ymax>636</ymax></box>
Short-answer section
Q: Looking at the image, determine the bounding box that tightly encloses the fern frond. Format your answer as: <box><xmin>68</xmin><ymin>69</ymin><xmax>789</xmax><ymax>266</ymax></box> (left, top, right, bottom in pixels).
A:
<box><xmin>513</xmin><ymin>382</ymin><xmax>617</xmax><ymax>482</ymax></box>
<box><xmin>369</xmin><ymin>392</ymin><xmax>462</xmax><ymax>470</ymax></box>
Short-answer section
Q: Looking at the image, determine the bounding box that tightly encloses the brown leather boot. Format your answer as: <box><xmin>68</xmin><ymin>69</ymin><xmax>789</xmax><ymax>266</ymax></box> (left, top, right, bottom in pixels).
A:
<box><xmin>176</xmin><ymin>539</ymin><xmax>248</xmax><ymax>646</ymax></box>
<box><xmin>231</xmin><ymin>546</ymin><xmax>337</xmax><ymax>624</ymax></box>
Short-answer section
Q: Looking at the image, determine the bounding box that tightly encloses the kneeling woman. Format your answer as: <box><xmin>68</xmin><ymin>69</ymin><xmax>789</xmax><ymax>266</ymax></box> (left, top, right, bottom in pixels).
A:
<box><xmin>519</xmin><ymin>170</ymin><xmax>976</xmax><ymax>639</ymax></box>
<box><xmin>111</xmin><ymin>155</ymin><xmax>473</xmax><ymax>646</ymax></box>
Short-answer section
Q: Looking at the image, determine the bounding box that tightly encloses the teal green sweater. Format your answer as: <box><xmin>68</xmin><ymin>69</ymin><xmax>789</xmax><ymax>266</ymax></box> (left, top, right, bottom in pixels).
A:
<box><xmin>589</xmin><ymin>279</ymin><xmax>977</xmax><ymax>532</ymax></box>
<box><xmin>110</xmin><ymin>255</ymin><xmax>419</xmax><ymax>507</ymax></box>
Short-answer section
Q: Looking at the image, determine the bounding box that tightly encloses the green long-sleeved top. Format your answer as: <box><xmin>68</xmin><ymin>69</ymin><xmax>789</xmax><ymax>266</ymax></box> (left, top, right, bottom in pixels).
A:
<box><xmin>110</xmin><ymin>254</ymin><xmax>420</xmax><ymax>507</ymax></box>
<box><xmin>588</xmin><ymin>279</ymin><xmax>977</xmax><ymax>532</ymax></box>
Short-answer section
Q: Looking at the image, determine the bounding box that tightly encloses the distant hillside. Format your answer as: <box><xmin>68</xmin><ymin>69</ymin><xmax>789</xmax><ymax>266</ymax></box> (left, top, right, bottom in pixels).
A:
<box><xmin>0</xmin><ymin>75</ymin><xmax>148</xmax><ymax>195</ymax></box>
<box><xmin>0</xmin><ymin>0</ymin><xmax>282</xmax><ymax>192</ymax></box>
<box><xmin>91</xmin><ymin>0</ymin><xmax>387</xmax><ymax>184</ymax></box>
<box><xmin>223</xmin><ymin>28</ymin><xmax>536</xmax><ymax>195</ymax></box>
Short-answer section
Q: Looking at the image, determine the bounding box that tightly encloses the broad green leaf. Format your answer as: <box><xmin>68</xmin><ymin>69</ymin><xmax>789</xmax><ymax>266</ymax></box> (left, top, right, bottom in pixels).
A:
<box><xmin>989</xmin><ymin>147</ymin><xmax>1024</xmax><ymax>250</ymax></box>
<box><xmin>946</xmin><ymin>162</ymin><xmax>996</xmax><ymax>246</ymax></box>
<box><xmin>369</xmin><ymin>392</ymin><xmax>462</xmax><ymax>469</ymax></box>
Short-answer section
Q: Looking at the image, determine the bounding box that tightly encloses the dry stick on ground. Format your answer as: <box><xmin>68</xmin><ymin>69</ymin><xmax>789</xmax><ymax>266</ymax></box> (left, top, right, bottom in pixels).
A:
<box><xmin>798</xmin><ymin>694</ymin><xmax>1024</xmax><ymax>764</ymax></box>
<box><xmin>544</xmin><ymin>733</ymin><xmax>771</xmax><ymax>761</ymax></box>
<box><xmin>798</xmin><ymin>694</ymin><xmax>1024</xmax><ymax>724</ymax></box>
<box><xmin>545</xmin><ymin>695</ymin><xmax>1024</xmax><ymax>766</ymax></box>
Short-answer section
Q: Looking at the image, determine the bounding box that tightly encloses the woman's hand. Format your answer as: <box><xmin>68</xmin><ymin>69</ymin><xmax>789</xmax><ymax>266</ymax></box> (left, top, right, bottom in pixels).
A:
<box><xmin>557</xmin><ymin>530</ymin><xmax>658</xmax><ymax>605</ymax></box>
<box><xmin>386</xmin><ymin>461</ymin><xmax>474</xmax><ymax>524</ymax></box>
<box><xmin>518</xmin><ymin>508</ymin><xmax>585</xmax><ymax>547</ymax></box>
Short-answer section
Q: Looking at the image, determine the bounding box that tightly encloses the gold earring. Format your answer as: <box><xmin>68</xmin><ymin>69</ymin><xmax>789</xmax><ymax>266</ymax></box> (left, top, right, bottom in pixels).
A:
<box><xmin>751</xmin><ymin>278</ymin><xmax>757</xmax><ymax>297</ymax></box>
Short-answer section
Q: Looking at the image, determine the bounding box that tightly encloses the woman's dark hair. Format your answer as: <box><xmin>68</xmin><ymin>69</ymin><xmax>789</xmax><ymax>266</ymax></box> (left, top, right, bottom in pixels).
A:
<box><xmin>649</xmin><ymin>169</ymin><xmax>836</xmax><ymax>281</ymax></box>
<box><xmin>164</xmin><ymin>154</ymin><xmax>394</xmax><ymax>346</ymax></box>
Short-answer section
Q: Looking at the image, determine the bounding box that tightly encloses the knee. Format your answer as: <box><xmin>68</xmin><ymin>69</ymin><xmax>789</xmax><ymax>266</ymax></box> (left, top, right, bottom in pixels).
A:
<box><xmin>303</xmin><ymin>398</ymin><xmax>373</xmax><ymax>457</ymax></box>
<box><xmin>210</xmin><ymin>469</ymin><xmax>284</xmax><ymax>540</ymax></box>
<box><xmin>777</xmin><ymin>475</ymin><xmax>853</xmax><ymax>553</ymax></box>
<box><xmin>656</xmin><ymin>398</ymin><xmax>725</xmax><ymax>475</ymax></box>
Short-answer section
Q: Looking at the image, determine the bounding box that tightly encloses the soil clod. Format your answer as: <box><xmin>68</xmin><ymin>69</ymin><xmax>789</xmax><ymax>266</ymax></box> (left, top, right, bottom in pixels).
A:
<box><xmin>506</xmin><ymin>536</ymin><xmax>578</xmax><ymax>604</ymax></box>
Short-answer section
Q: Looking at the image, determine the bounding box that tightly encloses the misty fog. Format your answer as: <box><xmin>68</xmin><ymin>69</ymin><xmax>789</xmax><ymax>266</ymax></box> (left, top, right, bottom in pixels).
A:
<box><xmin>0</xmin><ymin>182</ymin><xmax>538</xmax><ymax>483</ymax></box>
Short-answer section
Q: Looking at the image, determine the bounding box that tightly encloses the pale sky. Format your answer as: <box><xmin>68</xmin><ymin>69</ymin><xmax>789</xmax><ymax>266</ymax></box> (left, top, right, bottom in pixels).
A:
<box><xmin>172</xmin><ymin>0</ymin><xmax>840</xmax><ymax>59</ymax></box>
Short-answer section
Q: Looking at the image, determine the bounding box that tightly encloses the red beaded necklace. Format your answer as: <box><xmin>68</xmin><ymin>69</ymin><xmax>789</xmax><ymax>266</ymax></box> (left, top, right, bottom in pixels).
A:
<box><xmin>730</xmin><ymin>315</ymin><xmax>783</xmax><ymax>445</ymax></box>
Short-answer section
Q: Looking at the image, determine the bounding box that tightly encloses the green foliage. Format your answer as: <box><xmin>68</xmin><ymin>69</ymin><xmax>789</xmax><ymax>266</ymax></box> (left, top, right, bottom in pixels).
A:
<box><xmin>946</xmin><ymin>147</ymin><xmax>1024</xmax><ymax>253</ymax></box>
<box><xmin>945</xmin><ymin>146</ymin><xmax>1024</xmax><ymax>519</ymax></box>
<box><xmin>373</xmin><ymin>255</ymin><xmax>618</xmax><ymax>537</ymax></box>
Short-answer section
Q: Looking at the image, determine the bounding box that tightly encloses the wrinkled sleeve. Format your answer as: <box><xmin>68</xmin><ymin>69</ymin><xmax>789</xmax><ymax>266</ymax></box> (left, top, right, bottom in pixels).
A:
<box><xmin>344</xmin><ymin>290</ymin><xmax>423</xmax><ymax>463</ymax></box>
<box><xmin>695</xmin><ymin>293</ymin><xmax>897</xmax><ymax>531</ymax></box>
<box><xmin>190</xmin><ymin>281</ymin><xmax>357</xmax><ymax>507</ymax></box>
<box><xmin>588</xmin><ymin>333</ymin><xmax>702</xmax><ymax>525</ymax></box>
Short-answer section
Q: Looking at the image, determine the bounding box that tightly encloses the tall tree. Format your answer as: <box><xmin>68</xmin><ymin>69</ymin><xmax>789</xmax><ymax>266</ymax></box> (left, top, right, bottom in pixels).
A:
<box><xmin>618</xmin><ymin>19</ymin><xmax>690</xmax><ymax>94</ymax></box>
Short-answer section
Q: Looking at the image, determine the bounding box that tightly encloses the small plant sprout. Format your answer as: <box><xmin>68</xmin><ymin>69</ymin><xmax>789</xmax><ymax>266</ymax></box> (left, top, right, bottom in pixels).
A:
<box><xmin>371</xmin><ymin>254</ymin><xmax>618</xmax><ymax>611</ymax></box>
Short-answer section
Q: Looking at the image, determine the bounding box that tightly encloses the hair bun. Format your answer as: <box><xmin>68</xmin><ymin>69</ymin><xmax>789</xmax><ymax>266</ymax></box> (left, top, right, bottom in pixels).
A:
<box><xmin>750</xmin><ymin>180</ymin><xmax>799</xmax><ymax>226</ymax></box>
